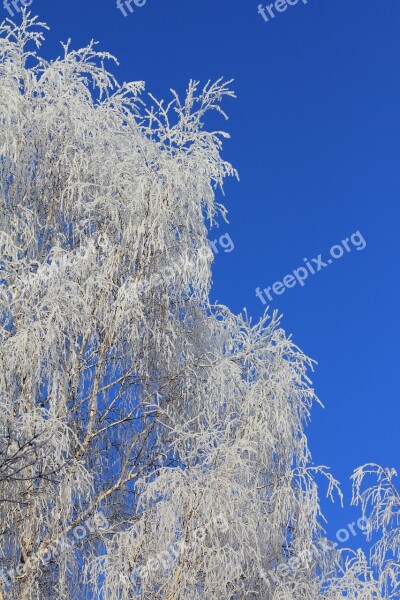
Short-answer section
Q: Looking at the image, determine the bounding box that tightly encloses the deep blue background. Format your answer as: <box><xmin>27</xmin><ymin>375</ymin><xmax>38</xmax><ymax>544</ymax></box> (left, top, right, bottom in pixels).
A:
<box><xmin>5</xmin><ymin>0</ymin><xmax>399</xmax><ymax>553</ymax></box>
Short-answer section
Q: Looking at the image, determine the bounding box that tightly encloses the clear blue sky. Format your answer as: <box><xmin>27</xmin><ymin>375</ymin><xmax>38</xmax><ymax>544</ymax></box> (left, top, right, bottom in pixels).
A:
<box><xmin>7</xmin><ymin>0</ymin><xmax>399</xmax><ymax>551</ymax></box>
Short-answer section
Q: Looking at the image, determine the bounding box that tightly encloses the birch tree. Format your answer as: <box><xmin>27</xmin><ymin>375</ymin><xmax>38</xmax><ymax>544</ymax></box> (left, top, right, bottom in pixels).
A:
<box><xmin>0</xmin><ymin>12</ymin><xmax>397</xmax><ymax>600</ymax></box>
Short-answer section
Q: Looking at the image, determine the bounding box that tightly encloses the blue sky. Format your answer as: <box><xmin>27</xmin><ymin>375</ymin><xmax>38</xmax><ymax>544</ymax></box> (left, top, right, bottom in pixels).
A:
<box><xmin>6</xmin><ymin>0</ymin><xmax>399</xmax><ymax>551</ymax></box>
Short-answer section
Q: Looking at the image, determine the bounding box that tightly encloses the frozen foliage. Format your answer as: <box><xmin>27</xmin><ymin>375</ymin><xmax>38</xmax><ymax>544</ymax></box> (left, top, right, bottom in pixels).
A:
<box><xmin>0</xmin><ymin>13</ymin><xmax>398</xmax><ymax>600</ymax></box>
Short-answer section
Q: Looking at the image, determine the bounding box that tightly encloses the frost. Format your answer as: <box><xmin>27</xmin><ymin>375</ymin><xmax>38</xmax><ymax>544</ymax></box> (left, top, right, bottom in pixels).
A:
<box><xmin>0</xmin><ymin>12</ymin><xmax>397</xmax><ymax>600</ymax></box>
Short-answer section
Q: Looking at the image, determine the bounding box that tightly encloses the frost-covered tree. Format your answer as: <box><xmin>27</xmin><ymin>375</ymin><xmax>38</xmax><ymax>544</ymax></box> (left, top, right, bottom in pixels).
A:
<box><xmin>0</xmin><ymin>12</ymin><xmax>398</xmax><ymax>600</ymax></box>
